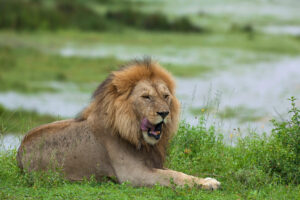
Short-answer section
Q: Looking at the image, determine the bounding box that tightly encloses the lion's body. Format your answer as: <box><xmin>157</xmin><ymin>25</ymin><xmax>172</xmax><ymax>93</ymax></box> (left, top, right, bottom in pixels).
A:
<box><xmin>17</xmin><ymin>119</ymin><xmax>115</xmax><ymax>181</ymax></box>
<box><xmin>17</xmin><ymin>59</ymin><xmax>220</xmax><ymax>189</ymax></box>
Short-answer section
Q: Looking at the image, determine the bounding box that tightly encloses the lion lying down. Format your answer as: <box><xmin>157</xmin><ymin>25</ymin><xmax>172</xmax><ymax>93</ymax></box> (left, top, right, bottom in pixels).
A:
<box><xmin>17</xmin><ymin>59</ymin><xmax>220</xmax><ymax>190</ymax></box>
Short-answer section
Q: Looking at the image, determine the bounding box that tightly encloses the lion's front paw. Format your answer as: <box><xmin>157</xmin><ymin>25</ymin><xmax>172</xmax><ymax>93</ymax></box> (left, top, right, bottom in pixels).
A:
<box><xmin>201</xmin><ymin>177</ymin><xmax>221</xmax><ymax>190</ymax></box>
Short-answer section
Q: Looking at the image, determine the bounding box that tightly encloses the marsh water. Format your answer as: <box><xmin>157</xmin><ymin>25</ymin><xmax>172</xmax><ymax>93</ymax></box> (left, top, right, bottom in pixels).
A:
<box><xmin>0</xmin><ymin>134</ymin><xmax>21</xmax><ymax>152</ymax></box>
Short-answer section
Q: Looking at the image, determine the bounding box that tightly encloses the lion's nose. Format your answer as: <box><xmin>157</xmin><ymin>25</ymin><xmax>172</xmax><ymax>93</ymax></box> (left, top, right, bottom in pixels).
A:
<box><xmin>157</xmin><ymin>111</ymin><xmax>169</xmax><ymax>119</ymax></box>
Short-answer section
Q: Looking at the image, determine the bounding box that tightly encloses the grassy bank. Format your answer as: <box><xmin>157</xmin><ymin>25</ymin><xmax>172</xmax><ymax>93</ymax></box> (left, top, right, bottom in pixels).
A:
<box><xmin>0</xmin><ymin>105</ymin><xmax>61</xmax><ymax>134</ymax></box>
<box><xmin>0</xmin><ymin>98</ymin><xmax>299</xmax><ymax>199</ymax></box>
<box><xmin>1</xmin><ymin>30</ymin><xmax>300</xmax><ymax>54</ymax></box>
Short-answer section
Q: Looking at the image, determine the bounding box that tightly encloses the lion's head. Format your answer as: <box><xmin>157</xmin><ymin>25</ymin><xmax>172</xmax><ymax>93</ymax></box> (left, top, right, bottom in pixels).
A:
<box><xmin>78</xmin><ymin>59</ymin><xmax>180</xmax><ymax>149</ymax></box>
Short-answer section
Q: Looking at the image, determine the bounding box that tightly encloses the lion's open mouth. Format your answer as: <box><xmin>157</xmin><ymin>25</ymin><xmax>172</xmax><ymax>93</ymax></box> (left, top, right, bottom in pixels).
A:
<box><xmin>148</xmin><ymin>122</ymin><xmax>163</xmax><ymax>140</ymax></box>
<box><xmin>141</xmin><ymin>118</ymin><xmax>163</xmax><ymax>140</ymax></box>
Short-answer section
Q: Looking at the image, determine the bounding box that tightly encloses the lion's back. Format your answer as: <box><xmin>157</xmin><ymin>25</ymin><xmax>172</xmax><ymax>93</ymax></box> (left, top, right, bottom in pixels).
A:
<box><xmin>17</xmin><ymin>119</ymin><xmax>114</xmax><ymax>180</ymax></box>
<box><xmin>17</xmin><ymin>119</ymin><xmax>75</xmax><ymax>170</ymax></box>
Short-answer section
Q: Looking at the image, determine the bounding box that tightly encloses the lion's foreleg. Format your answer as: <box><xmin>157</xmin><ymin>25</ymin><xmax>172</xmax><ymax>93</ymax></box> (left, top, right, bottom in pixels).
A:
<box><xmin>150</xmin><ymin>169</ymin><xmax>220</xmax><ymax>190</ymax></box>
<box><xmin>117</xmin><ymin>168</ymin><xmax>220</xmax><ymax>190</ymax></box>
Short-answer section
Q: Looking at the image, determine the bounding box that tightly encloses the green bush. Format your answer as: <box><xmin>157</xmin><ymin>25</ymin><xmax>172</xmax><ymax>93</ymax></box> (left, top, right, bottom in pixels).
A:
<box><xmin>0</xmin><ymin>0</ymin><xmax>107</xmax><ymax>31</ymax></box>
<box><xmin>167</xmin><ymin>116</ymin><xmax>224</xmax><ymax>175</ymax></box>
<box><xmin>55</xmin><ymin>0</ymin><xmax>107</xmax><ymax>31</ymax></box>
<box><xmin>237</xmin><ymin>97</ymin><xmax>300</xmax><ymax>185</ymax></box>
<box><xmin>168</xmin><ymin>97</ymin><xmax>299</xmax><ymax>188</ymax></box>
<box><xmin>106</xmin><ymin>9</ymin><xmax>203</xmax><ymax>33</ymax></box>
<box><xmin>266</xmin><ymin>97</ymin><xmax>300</xmax><ymax>184</ymax></box>
<box><xmin>0</xmin><ymin>0</ymin><xmax>203</xmax><ymax>32</ymax></box>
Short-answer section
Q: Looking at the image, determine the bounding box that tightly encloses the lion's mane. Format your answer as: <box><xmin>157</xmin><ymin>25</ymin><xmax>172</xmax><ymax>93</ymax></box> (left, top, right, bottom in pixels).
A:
<box><xmin>77</xmin><ymin>59</ymin><xmax>180</xmax><ymax>163</ymax></box>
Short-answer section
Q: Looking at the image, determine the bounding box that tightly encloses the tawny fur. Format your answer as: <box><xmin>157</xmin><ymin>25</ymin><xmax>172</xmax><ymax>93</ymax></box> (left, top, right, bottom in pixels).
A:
<box><xmin>17</xmin><ymin>59</ymin><xmax>220</xmax><ymax>190</ymax></box>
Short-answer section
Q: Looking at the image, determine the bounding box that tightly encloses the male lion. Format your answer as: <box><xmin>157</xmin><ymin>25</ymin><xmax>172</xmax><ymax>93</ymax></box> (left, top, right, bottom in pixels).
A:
<box><xmin>17</xmin><ymin>59</ymin><xmax>220</xmax><ymax>190</ymax></box>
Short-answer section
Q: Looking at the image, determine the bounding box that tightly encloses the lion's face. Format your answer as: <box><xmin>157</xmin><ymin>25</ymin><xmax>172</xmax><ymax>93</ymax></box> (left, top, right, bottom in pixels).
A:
<box><xmin>130</xmin><ymin>79</ymin><xmax>172</xmax><ymax>145</ymax></box>
<box><xmin>84</xmin><ymin>61</ymin><xmax>180</xmax><ymax>148</ymax></box>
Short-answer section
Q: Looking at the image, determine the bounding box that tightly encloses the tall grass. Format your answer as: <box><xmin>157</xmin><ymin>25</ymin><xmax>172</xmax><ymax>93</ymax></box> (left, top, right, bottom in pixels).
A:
<box><xmin>168</xmin><ymin>97</ymin><xmax>299</xmax><ymax>187</ymax></box>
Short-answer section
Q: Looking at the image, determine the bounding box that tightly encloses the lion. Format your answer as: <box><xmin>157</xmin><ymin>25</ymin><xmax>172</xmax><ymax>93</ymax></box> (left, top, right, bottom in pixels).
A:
<box><xmin>17</xmin><ymin>59</ymin><xmax>220</xmax><ymax>190</ymax></box>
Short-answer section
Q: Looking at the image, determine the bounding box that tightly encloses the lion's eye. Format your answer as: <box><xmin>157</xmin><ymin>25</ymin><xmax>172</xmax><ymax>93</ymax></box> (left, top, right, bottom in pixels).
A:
<box><xmin>164</xmin><ymin>94</ymin><xmax>169</xmax><ymax>99</ymax></box>
<box><xmin>142</xmin><ymin>95</ymin><xmax>150</xmax><ymax>100</ymax></box>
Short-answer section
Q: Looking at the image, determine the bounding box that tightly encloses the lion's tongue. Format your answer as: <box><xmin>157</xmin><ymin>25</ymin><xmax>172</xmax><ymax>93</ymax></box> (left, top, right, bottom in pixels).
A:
<box><xmin>141</xmin><ymin>118</ymin><xmax>155</xmax><ymax>131</ymax></box>
<box><xmin>141</xmin><ymin>118</ymin><xmax>160</xmax><ymax>136</ymax></box>
<box><xmin>141</xmin><ymin>118</ymin><xmax>161</xmax><ymax>136</ymax></box>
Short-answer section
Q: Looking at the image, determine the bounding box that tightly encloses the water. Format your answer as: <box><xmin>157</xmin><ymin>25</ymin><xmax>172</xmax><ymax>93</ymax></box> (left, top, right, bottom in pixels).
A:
<box><xmin>262</xmin><ymin>25</ymin><xmax>300</xmax><ymax>36</ymax></box>
<box><xmin>178</xmin><ymin>57</ymin><xmax>300</xmax><ymax>134</ymax></box>
<box><xmin>0</xmin><ymin>90</ymin><xmax>89</xmax><ymax>118</ymax></box>
<box><xmin>60</xmin><ymin>44</ymin><xmax>278</xmax><ymax>68</ymax></box>
<box><xmin>0</xmin><ymin>82</ymin><xmax>90</xmax><ymax>118</ymax></box>
<box><xmin>0</xmin><ymin>134</ymin><xmax>21</xmax><ymax>152</ymax></box>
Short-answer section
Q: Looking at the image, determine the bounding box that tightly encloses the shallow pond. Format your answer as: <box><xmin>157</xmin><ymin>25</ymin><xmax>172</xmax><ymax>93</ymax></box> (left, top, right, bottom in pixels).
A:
<box><xmin>262</xmin><ymin>25</ymin><xmax>300</xmax><ymax>36</ymax></box>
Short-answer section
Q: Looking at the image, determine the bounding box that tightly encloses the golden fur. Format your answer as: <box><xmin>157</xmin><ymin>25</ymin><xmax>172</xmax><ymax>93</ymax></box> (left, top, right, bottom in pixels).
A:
<box><xmin>17</xmin><ymin>59</ymin><xmax>220</xmax><ymax>190</ymax></box>
<box><xmin>76</xmin><ymin>59</ymin><xmax>180</xmax><ymax>160</ymax></box>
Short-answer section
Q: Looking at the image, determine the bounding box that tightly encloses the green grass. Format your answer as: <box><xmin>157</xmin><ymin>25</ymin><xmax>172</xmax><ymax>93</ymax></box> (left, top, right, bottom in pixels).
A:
<box><xmin>0</xmin><ymin>104</ymin><xmax>61</xmax><ymax>134</ymax></box>
<box><xmin>1</xmin><ymin>30</ymin><xmax>300</xmax><ymax>54</ymax></box>
<box><xmin>0</xmin><ymin>98</ymin><xmax>299</xmax><ymax>199</ymax></box>
<box><xmin>0</xmin><ymin>158</ymin><xmax>298</xmax><ymax>200</ymax></box>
